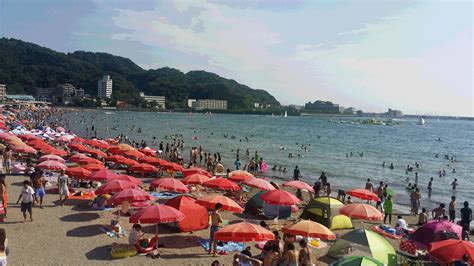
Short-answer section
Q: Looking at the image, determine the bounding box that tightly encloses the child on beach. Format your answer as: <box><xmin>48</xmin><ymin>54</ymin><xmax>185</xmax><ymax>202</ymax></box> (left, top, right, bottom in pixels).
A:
<box><xmin>16</xmin><ymin>180</ymin><xmax>34</xmax><ymax>222</ymax></box>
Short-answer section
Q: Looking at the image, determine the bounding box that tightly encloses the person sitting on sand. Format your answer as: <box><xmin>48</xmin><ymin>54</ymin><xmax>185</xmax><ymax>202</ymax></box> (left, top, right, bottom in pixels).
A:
<box><xmin>432</xmin><ymin>203</ymin><xmax>446</xmax><ymax>219</ymax></box>
<box><xmin>282</xmin><ymin>243</ymin><xmax>299</xmax><ymax>266</ymax></box>
<box><xmin>418</xmin><ymin>208</ymin><xmax>428</xmax><ymax>225</ymax></box>
<box><xmin>209</xmin><ymin>203</ymin><xmax>223</xmax><ymax>257</ymax></box>
<box><xmin>346</xmin><ymin>196</ymin><xmax>353</xmax><ymax>204</ymax></box>
<box><xmin>129</xmin><ymin>223</ymin><xmax>145</xmax><ymax>245</ymax></box>
<box><xmin>16</xmin><ymin>180</ymin><xmax>34</xmax><ymax>223</ymax></box>
<box><xmin>396</xmin><ymin>215</ymin><xmax>409</xmax><ymax>234</ymax></box>
<box><xmin>298</xmin><ymin>239</ymin><xmax>311</xmax><ymax>266</ymax></box>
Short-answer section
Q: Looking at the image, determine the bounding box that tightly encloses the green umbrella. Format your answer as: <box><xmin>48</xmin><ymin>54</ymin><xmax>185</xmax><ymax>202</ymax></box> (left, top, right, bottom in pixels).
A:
<box><xmin>331</xmin><ymin>256</ymin><xmax>384</xmax><ymax>266</ymax></box>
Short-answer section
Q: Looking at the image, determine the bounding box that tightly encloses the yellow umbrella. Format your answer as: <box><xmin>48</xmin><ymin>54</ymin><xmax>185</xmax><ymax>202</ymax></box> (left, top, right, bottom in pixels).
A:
<box><xmin>283</xmin><ymin>219</ymin><xmax>336</xmax><ymax>240</ymax></box>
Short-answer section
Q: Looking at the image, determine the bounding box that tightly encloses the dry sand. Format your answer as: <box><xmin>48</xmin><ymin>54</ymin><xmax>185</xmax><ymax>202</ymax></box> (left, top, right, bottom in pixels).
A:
<box><xmin>1</xmin><ymin>174</ymin><xmax>413</xmax><ymax>265</ymax></box>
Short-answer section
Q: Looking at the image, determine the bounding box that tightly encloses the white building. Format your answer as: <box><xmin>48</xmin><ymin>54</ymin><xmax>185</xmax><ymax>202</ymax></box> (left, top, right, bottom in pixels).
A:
<box><xmin>140</xmin><ymin>92</ymin><xmax>166</xmax><ymax>109</ymax></box>
<box><xmin>187</xmin><ymin>99</ymin><xmax>196</xmax><ymax>108</ymax></box>
<box><xmin>191</xmin><ymin>99</ymin><xmax>227</xmax><ymax>110</ymax></box>
<box><xmin>0</xmin><ymin>84</ymin><xmax>6</xmax><ymax>101</ymax></box>
<box><xmin>97</xmin><ymin>75</ymin><xmax>113</xmax><ymax>99</ymax></box>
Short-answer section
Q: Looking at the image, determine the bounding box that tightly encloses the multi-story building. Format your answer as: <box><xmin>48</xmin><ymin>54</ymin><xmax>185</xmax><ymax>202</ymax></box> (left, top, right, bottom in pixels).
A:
<box><xmin>187</xmin><ymin>99</ymin><xmax>196</xmax><ymax>108</ymax></box>
<box><xmin>0</xmin><ymin>84</ymin><xmax>6</xmax><ymax>101</ymax></box>
<box><xmin>140</xmin><ymin>92</ymin><xmax>166</xmax><ymax>109</ymax></box>
<box><xmin>55</xmin><ymin>83</ymin><xmax>76</xmax><ymax>105</ymax></box>
<box><xmin>386</xmin><ymin>108</ymin><xmax>403</xmax><ymax>117</ymax></box>
<box><xmin>35</xmin><ymin>87</ymin><xmax>54</xmax><ymax>102</ymax></box>
<box><xmin>97</xmin><ymin>75</ymin><xmax>113</xmax><ymax>99</ymax></box>
<box><xmin>344</xmin><ymin>107</ymin><xmax>357</xmax><ymax>115</ymax></box>
<box><xmin>305</xmin><ymin>100</ymin><xmax>345</xmax><ymax>113</ymax></box>
<box><xmin>191</xmin><ymin>99</ymin><xmax>228</xmax><ymax>110</ymax></box>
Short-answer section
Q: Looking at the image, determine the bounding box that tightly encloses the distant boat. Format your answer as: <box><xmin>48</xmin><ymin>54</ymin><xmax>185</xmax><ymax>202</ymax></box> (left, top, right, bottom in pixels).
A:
<box><xmin>284</xmin><ymin>111</ymin><xmax>288</xmax><ymax>118</ymax></box>
<box><xmin>418</xmin><ymin>118</ymin><xmax>425</xmax><ymax>125</ymax></box>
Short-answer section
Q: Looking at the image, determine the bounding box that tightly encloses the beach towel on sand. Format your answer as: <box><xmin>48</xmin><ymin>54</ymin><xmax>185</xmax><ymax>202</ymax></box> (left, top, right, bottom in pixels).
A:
<box><xmin>197</xmin><ymin>238</ymin><xmax>246</xmax><ymax>253</ymax></box>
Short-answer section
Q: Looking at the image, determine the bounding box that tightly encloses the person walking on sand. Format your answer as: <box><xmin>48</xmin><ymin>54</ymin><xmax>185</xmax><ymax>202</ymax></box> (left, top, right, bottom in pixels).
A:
<box><xmin>209</xmin><ymin>203</ymin><xmax>223</xmax><ymax>257</ymax></box>
<box><xmin>58</xmin><ymin>170</ymin><xmax>69</xmax><ymax>206</ymax></box>
<box><xmin>383</xmin><ymin>195</ymin><xmax>393</xmax><ymax>224</ymax></box>
<box><xmin>16</xmin><ymin>180</ymin><xmax>34</xmax><ymax>222</ymax></box>
<box><xmin>33</xmin><ymin>171</ymin><xmax>46</xmax><ymax>208</ymax></box>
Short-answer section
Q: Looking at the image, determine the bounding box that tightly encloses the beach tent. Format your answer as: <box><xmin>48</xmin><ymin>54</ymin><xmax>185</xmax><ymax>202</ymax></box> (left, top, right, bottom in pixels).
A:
<box><xmin>330</xmin><ymin>215</ymin><xmax>353</xmax><ymax>230</ymax></box>
<box><xmin>245</xmin><ymin>191</ymin><xmax>292</xmax><ymax>219</ymax></box>
<box><xmin>330</xmin><ymin>256</ymin><xmax>384</xmax><ymax>266</ymax></box>
<box><xmin>300</xmin><ymin>197</ymin><xmax>350</xmax><ymax>229</ymax></box>
<box><xmin>165</xmin><ymin>195</ymin><xmax>209</xmax><ymax>232</ymax></box>
<box><xmin>328</xmin><ymin>229</ymin><xmax>397</xmax><ymax>266</ymax></box>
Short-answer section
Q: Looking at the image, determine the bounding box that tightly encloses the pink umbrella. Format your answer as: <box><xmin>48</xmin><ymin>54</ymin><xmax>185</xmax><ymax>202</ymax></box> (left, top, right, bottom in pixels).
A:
<box><xmin>107</xmin><ymin>188</ymin><xmax>154</xmax><ymax>205</ymax></box>
<box><xmin>39</xmin><ymin>154</ymin><xmax>65</xmax><ymax>163</ymax></box>
<box><xmin>409</xmin><ymin>220</ymin><xmax>463</xmax><ymax>249</ymax></box>
<box><xmin>203</xmin><ymin>178</ymin><xmax>240</xmax><ymax>191</ymax></box>
<box><xmin>37</xmin><ymin>160</ymin><xmax>67</xmax><ymax>171</ymax></box>
<box><xmin>89</xmin><ymin>169</ymin><xmax>120</xmax><ymax>182</ymax></box>
<box><xmin>244</xmin><ymin>178</ymin><xmax>276</xmax><ymax>191</ymax></box>
<box><xmin>69</xmin><ymin>153</ymin><xmax>90</xmax><ymax>162</ymax></box>
<box><xmin>95</xmin><ymin>180</ymin><xmax>137</xmax><ymax>195</ymax></box>
<box><xmin>116</xmin><ymin>175</ymin><xmax>143</xmax><ymax>185</ymax></box>
<box><xmin>56</xmin><ymin>127</ymin><xmax>65</xmax><ymax>133</ymax></box>
<box><xmin>150</xmin><ymin>178</ymin><xmax>189</xmax><ymax>193</ymax></box>
<box><xmin>56</xmin><ymin>135</ymin><xmax>71</xmax><ymax>143</ymax></box>
<box><xmin>259</xmin><ymin>190</ymin><xmax>301</xmax><ymax>206</ymax></box>
<box><xmin>282</xmin><ymin>180</ymin><xmax>315</xmax><ymax>192</ymax></box>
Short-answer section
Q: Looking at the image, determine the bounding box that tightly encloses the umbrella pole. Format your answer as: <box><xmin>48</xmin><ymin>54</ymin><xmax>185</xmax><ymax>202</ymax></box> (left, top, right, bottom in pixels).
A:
<box><xmin>155</xmin><ymin>223</ymin><xmax>159</xmax><ymax>250</ymax></box>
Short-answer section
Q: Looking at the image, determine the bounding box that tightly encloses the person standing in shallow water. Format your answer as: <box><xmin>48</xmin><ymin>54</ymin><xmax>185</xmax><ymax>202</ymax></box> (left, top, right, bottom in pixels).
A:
<box><xmin>293</xmin><ymin>166</ymin><xmax>300</xmax><ymax>181</ymax></box>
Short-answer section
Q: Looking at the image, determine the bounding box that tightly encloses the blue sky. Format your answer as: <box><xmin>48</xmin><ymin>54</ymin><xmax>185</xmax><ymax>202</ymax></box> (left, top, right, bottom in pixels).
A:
<box><xmin>0</xmin><ymin>0</ymin><xmax>472</xmax><ymax>116</ymax></box>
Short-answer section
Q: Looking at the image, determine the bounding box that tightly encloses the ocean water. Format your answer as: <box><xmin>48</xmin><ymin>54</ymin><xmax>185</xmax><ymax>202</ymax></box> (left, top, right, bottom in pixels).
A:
<box><xmin>59</xmin><ymin>111</ymin><xmax>474</xmax><ymax>212</ymax></box>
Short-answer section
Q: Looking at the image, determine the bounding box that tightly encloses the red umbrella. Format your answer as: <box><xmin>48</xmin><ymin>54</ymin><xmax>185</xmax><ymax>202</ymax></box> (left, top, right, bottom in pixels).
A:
<box><xmin>195</xmin><ymin>195</ymin><xmax>243</xmax><ymax>213</ymax></box>
<box><xmin>346</xmin><ymin>188</ymin><xmax>381</xmax><ymax>202</ymax></box>
<box><xmin>129</xmin><ymin>204</ymin><xmax>185</xmax><ymax>224</ymax></box>
<box><xmin>69</xmin><ymin>153</ymin><xmax>90</xmax><ymax>163</ymax></box>
<box><xmin>18</xmin><ymin>133</ymin><xmax>40</xmax><ymax>141</ymax></box>
<box><xmin>120</xmin><ymin>158</ymin><xmax>139</xmax><ymax>166</ymax></box>
<box><xmin>130</xmin><ymin>163</ymin><xmax>157</xmax><ymax>173</ymax></box>
<box><xmin>77</xmin><ymin>157</ymin><xmax>103</xmax><ymax>165</ymax></box>
<box><xmin>116</xmin><ymin>175</ymin><xmax>143</xmax><ymax>185</ymax></box>
<box><xmin>43</xmin><ymin>148</ymin><xmax>68</xmax><ymax>157</ymax></box>
<box><xmin>228</xmin><ymin>174</ymin><xmax>252</xmax><ymax>182</ymax></box>
<box><xmin>244</xmin><ymin>178</ymin><xmax>276</xmax><ymax>191</ymax></box>
<box><xmin>214</xmin><ymin>222</ymin><xmax>275</xmax><ymax>242</ymax></box>
<box><xmin>150</xmin><ymin>178</ymin><xmax>189</xmax><ymax>193</ymax></box>
<box><xmin>84</xmin><ymin>139</ymin><xmax>109</xmax><ymax>149</ymax></box>
<box><xmin>139</xmin><ymin>148</ymin><xmax>156</xmax><ymax>156</ymax></box>
<box><xmin>123</xmin><ymin>149</ymin><xmax>146</xmax><ymax>159</ymax></box>
<box><xmin>86</xmin><ymin>149</ymin><xmax>107</xmax><ymax>158</ymax></box>
<box><xmin>65</xmin><ymin>167</ymin><xmax>92</xmax><ymax>179</ymax></box>
<box><xmin>12</xmin><ymin>144</ymin><xmax>37</xmax><ymax>154</ymax></box>
<box><xmin>56</xmin><ymin>136</ymin><xmax>71</xmax><ymax>143</ymax></box>
<box><xmin>282</xmin><ymin>180</ymin><xmax>315</xmax><ymax>192</ymax></box>
<box><xmin>82</xmin><ymin>163</ymin><xmax>106</xmax><ymax>172</ymax></box>
<box><xmin>106</xmin><ymin>155</ymin><xmax>127</xmax><ymax>163</ymax></box>
<box><xmin>90</xmin><ymin>169</ymin><xmax>119</xmax><ymax>182</ymax></box>
<box><xmin>107</xmin><ymin>188</ymin><xmax>154</xmax><ymax>205</ymax></box>
<box><xmin>203</xmin><ymin>178</ymin><xmax>240</xmax><ymax>191</ymax></box>
<box><xmin>182</xmin><ymin>174</ymin><xmax>211</xmax><ymax>185</ymax></box>
<box><xmin>161</xmin><ymin>162</ymin><xmax>185</xmax><ymax>172</ymax></box>
<box><xmin>69</xmin><ymin>143</ymin><xmax>88</xmax><ymax>152</ymax></box>
<box><xmin>259</xmin><ymin>190</ymin><xmax>301</xmax><ymax>206</ymax></box>
<box><xmin>71</xmin><ymin>137</ymin><xmax>86</xmax><ymax>143</ymax></box>
<box><xmin>340</xmin><ymin>203</ymin><xmax>383</xmax><ymax>221</ymax></box>
<box><xmin>182</xmin><ymin>168</ymin><xmax>212</xmax><ymax>178</ymax></box>
<box><xmin>37</xmin><ymin>160</ymin><xmax>66</xmax><ymax>171</ymax></box>
<box><xmin>95</xmin><ymin>180</ymin><xmax>137</xmax><ymax>195</ymax></box>
<box><xmin>39</xmin><ymin>154</ymin><xmax>65</xmax><ymax>163</ymax></box>
<box><xmin>139</xmin><ymin>156</ymin><xmax>163</xmax><ymax>165</ymax></box>
<box><xmin>428</xmin><ymin>240</ymin><xmax>474</xmax><ymax>264</ymax></box>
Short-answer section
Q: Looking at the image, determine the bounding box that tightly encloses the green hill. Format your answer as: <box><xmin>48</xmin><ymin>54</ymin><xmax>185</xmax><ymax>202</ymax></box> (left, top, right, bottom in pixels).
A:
<box><xmin>0</xmin><ymin>38</ymin><xmax>280</xmax><ymax>109</ymax></box>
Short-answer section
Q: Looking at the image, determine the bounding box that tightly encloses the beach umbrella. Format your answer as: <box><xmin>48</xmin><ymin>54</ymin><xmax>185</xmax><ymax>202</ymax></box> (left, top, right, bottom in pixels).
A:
<box><xmin>56</xmin><ymin>126</ymin><xmax>65</xmax><ymax>133</ymax></box>
<box><xmin>18</xmin><ymin>133</ymin><xmax>41</xmax><ymax>141</ymax></box>
<box><xmin>409</xmin><ymin>220</ymin><xmax>463</xmax><ymax>249</ymax></box>
<box><xmin>331</xmin><ymin>256</ymin><xmax>384</xmax><ymax>266</ymax></box>
<box><xmin>39</xmin><ymin>154</ymin><xmax>65</xmax><ymax>163</ymax></box>
<box><xmin>0</xmin><ymin>132</ymin><xmax>12</xmax><ymax>140</ymax></box>
<box><xmin>43</xmin><ymin>148</ymin><xmax>68</xmax><ymax>157</ymax></box>
<box><xmin>282</xmin><ymin>220</ymin><xmax>336</xmax><ymax>240</ymax></box>
<box><xmin>214</xmin><ymin>222</ymin><xmax>275</xmax><ymax>242</ymax></box>
<box><xmin>65</xmin><ymin>167</ymin><xmax>92</xmax><ymax>179</ymax></box>
<box><xmin>229</xmin><ymin>170</ymin><xmax>254</xmax><ymax>179</ymax></box>
<box><xmin>150</xmin><ymin>177</ymin><xmax>189</xmax><ymax>193</ymax></box>
<box><xmin>12</xmin><ymin>144</ymin><xmax>37</xmax><ymax>154</ymax></box>
<box><xmin>82</xmin><ymin>163</ymin><xmax>106</xmax><ymax>172</ymax></box>
<box><xmin>105</xmin><ymin>155</ymin><xmax>127</xmax><ymax>163</ymax></box>
<box><xmin>95</xmin><ymin>180</ymin><xmax>137</xmax><ymax>195</ymax></box>
<box><xmin>37</xmin><ymin>160</ymin><xmax>67</xmax><ymax>171</ymax></box>
<box><xmin>76</xmin><ymin>157</ymin><xmax>104</xmax><ymax>165</ymax></box>
<box><xmin>228</xmin><ymin>174</ymin><xmax>252</xmax><ymax>182</ymax></box>
<box><xmin>196</xmin><ymin>195</ymin><xmax>244</xmax><ymax>213</ymax></box>
<box><xmin>90</xmin><ymin>169</ymin><xmax>119</xmax><ymax>182</ymax></box>
<box><xmin>123</xmin><ymin>149</ymin><xmax>146</xmax><ymax>159</ymax></box>
<box><xmin>340</xmin><ymin>203</ymin><xmax>383</xmax><ymax>221</ymax></box>
<box><xmin>130</xmin><ymin>204</ymin><xmax>185</xmax><ymax>224</ymax></box>
<box><xmin>84</xmin><ymin>139</ymin><xmax>109</xmax><ymax>149</ymax></box>
<box><xmin>116</xmin><ymin>175</ymin><xmax>143</xmax><ymax>185</ymax></box>
<box><xmin>181</xmin><ymin>173</ymin><xmax>211</xmax><ymax>185</ymax></box>
<box><xmin>69</xmin><ymin>143</ymin><xmax>88</xmax><ymax>152</ymax></box>
<box><xmin>182</xmin><ymin>168</ymin><xmax>212</xmax><ymax>178</ymax></box>
<box><xmin>138</xmin><ymin>156</ymin><xmax>163</xmax><ymax>165</ymax></box>
<box><xmin>161</xmin><ymin>162</ymin><xmax>185</xmax><ymax>172</ymax></box>
<box><xmin>259</xmin><ymin>190</ymin><xmax>301</xmax><ymax>206</ymax></box>
<box><xmin>69</xmin><ymin>153</ymin><xmax>90</xmax><ymax>163</ymax></box>
<box><xmin>108</xmin><ymin>144</ymin><xmax>135</xmax><ymax>154</ymax></box>
<box><xmin>203</xmin><ymin>178</ymin><xmax>240</xmax><ymax>191</ymax></box>
<box><xmin>346</xmin><ymin>189</ymin><xmax>380</xmax><ymax>202</ymax></box>
<box><xmin>107</xmin><ymin>188</ymin><xmax>154</xmax><ymax>205</ymax></box>
<box><xmin>86</xmin><ymin>149</ymin><xmax>107</xmax><ymax>158</ymax></box>
<box><xmin>71</xmin><ymin>136</ymin><xmax>86</xmax><ymax>143</ymax></box>
<box><xmin>244</xmin><ymin>178</ymin><xmax>276</xmax><ymax>191</ymax></box>
<box><xmin>139</xmin><ymin>147</ymin><xmax>156</xmax><ymax>156</ymax></box>
<box><xmin>105</xmin><ymin>138</ymin><xmax>118</xmax><ymax>145</ymax></box>
<box><xmin>120</xmin><ymin>158</ymin><xmax>139</xmax><ymax>166</ymax></box>
<box><xmin>130</xmin><ymin>163</ymin><xmax>157</xmax><ymax>174</ymax></box>
<box><xmin>428</xmin><ymin>240</ymin><xmax>474</xmax><ymax>264</ymax></box>
<box><xmin>56</xmin><ymin>135</ymin><xmax>72</xmax><ymax>143</ymax></box>
<box><xmin>282</xmin><ymin>180</ymin><xmax>315</xmax><ymax>192</ymax></box>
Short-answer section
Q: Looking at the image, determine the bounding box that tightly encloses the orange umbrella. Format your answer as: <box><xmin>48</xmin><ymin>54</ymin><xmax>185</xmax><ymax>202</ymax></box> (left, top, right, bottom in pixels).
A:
<box><xmin>43</xmin><ymin>148</ymin><xmax>68</xmax><ymax>157</ymax></box>
<box><xmin>182</xmin><ymin>168</ymin><xmax>212</xmax><ymax>178</ymax></box>
<box><xmin>244</xmin><ymin>178</ymin><xmax>276</xmax><ymax>191</ymax></box>
<box><xmin>120</xmin><ymin>158</ymin><xmax>139</xmax><ymax>166</ymax></box>
<box><xmin>282</xmin><ymin>180</ymin><xmax>315</xmax><ymax>193</ymax></box>
<box><xmin>228</xmin><ymin>174</ymin><xmax>252</xmax><ymax>182</ymax></box>
<box><xmin>203</xmin><ymin>178</ymin><xmax>240</xmax><ymax>191</ymax></box>
<box><xmin>214</xmin><ymin>222</ymin><xmax>275</xmax><ymax>242</ymax></box>
<box><xmin>150</xmin><ymin>178</ymin><xmax>189</xmax><ymax>193</ymax></box>
<box><xmin>108</xmin><ymin>144</ymin><xmax>135</xmax><ymax>154</ymax></box>
<box><xmin>123</xmin><ymin>149</ymin><xmax>146</xmax><ymax>159</ymax></box>
<box><xmin>229</xmin><ymin>170</ymin><xmax>254</xmax><ymax>179</ymax></box>
<box><xmin>282</xmin><ymin>220</ymin><xmax>336</xmax><ymax>240</ymax></box>
<box><xmin>12</xmin><ymin>144</ymin><xmax>37</xmax><ymax>154</ymax></box>
<box><xmin>346</xmin><ymin>188</ymin><xmax>381</xmax><ymax>202</ymax></box>
<box><xmin>182</xmin><ymin>173</ymin><xmax>211</xmax><ymax>185</ymax></box>
<box><xmin>259</xmin><ymin>190</ymin><xmax>301</xmax><ymax>206</ymax></box>
<box><xmin>340</xmin><ymin>203</ymin><xmax>383</xmax><ymax>221</ymax></box>
<box><xmin>195</xmin><ymin>195</ymin><xmax>243</xmax><ymax>213</ymax></box>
